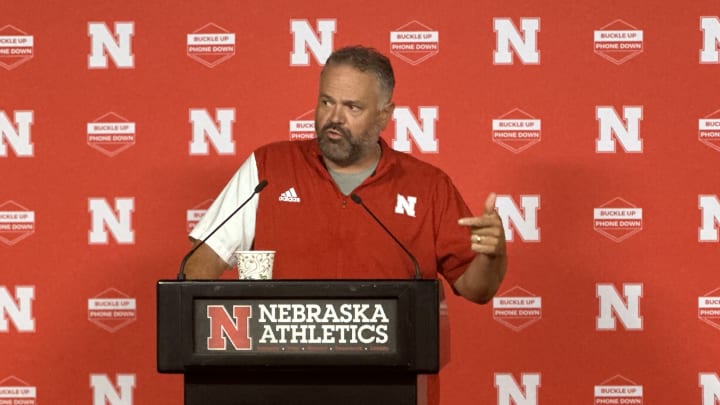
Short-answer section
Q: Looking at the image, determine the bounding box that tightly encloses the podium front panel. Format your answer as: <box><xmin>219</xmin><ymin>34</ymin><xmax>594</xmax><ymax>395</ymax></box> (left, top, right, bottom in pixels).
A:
<box><xmin>157</xmin><ymin>279</ymin><xmax>440</xmax><ymax>374</ymax></box>
<box><xmin>194</xmin><ymin>298</ymin><xmax>399</xmax><ymax>354</ymax></box>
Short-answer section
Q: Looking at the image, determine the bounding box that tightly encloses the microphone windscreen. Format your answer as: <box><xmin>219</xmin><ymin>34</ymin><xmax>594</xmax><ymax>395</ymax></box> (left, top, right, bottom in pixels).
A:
<box><xmin>255</xmin><ymin>179</ymin><xmax>269</xmax><ymax>193</ymax></box>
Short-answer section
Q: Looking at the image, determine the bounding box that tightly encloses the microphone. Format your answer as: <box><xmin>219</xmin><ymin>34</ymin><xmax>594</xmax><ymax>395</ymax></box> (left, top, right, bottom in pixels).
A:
<box><xmin>177</xmin><ymin>180</ymin><xmax>269</xmax><ymax>280</ymax></box>
<box><xmin>349</xmin><ymin>193</ymin><xmax>421</xmax><ymax>279</ymax></box>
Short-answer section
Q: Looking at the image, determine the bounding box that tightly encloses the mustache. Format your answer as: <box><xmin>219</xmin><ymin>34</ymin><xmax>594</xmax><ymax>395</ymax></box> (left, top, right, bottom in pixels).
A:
<box><xmin>320</xmin><ymin>122</ymin><xmax>350</xmax><ymax>139</ymax></box>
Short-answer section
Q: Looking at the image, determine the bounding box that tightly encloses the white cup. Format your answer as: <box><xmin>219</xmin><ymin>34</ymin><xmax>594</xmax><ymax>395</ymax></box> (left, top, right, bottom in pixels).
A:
<box><xmin>234</xmin><ymin>250</ymin><xmax>275</xmax><ymax>280</ymax></box>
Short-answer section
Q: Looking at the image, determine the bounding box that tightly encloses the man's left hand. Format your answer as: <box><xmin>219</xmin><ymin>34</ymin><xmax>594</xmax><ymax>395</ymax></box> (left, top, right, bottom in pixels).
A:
<box><xmin>458</xmin><ymin>192</ymin><xmax>506</xmax><ymax>257</ymax></box>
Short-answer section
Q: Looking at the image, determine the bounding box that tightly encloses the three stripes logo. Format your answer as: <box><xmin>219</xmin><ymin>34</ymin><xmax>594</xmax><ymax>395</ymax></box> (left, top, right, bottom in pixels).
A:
<box><xmin>279</xmin><ymin>188</ymin><xmax>300</xmax><ymax>203</ymax></box>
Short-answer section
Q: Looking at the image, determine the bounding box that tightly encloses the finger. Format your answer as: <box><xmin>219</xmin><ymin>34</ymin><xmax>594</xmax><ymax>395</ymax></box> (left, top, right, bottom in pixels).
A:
<box><xmin>471</xmin><ymin>234</ymin><xmax>505</xmax><ymax>255</ymax></box>
<box><xmin>459</xmin><ymin>216</ymin><xmax>501</xmax><ymax>228</ymax></box>
<box><xmin>472</xmin><ymin>233</ymin><xmax>501</xmax><ymax>244</ymax></box>
<box><xmin>471</xmin><ymin>240</ymin><xmax>501</xmax><ymax>255</ymax></box>
<box><xmin>458</xmin><ymin>216</ymin><xmax>480</xmax><ymax>226</ymax></box>
<box><xmin>484</xmin><ymin>192</ymin><xmax>497</xmax><ymax>215</ymax></box>
<box><xmin>471</xmin><ymin>227</ymin><xmax>503</xmax><ymax>238</ymax></box>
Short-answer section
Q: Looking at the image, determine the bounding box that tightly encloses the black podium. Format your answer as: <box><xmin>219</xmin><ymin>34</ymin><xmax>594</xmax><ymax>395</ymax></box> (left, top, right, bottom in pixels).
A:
<box><xmin>157</xmin><ymin>280</ymin><xmax>440</xmax><ymax>405</ymax></box>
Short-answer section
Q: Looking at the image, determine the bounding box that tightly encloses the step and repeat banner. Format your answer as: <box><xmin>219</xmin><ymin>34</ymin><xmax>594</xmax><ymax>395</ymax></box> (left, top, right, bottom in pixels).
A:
<box><xmin>2</xmin><ymin>0</ymin><xmax>720</xmax><ymax>403</ymax></box>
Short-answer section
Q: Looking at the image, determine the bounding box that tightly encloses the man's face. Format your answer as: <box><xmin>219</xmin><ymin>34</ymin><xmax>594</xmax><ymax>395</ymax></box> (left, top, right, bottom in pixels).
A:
<box><xmin>315</xmin><ymin>64</ymin><xmax>392</xmax><ymax>169</ymax></box>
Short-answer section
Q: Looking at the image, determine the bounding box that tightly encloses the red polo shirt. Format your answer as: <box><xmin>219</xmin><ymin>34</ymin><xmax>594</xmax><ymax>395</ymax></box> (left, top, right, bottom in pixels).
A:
<box><xmin>190</xmin><ymin>138</ymin><xmax>475</xmax><ymax>285</ymax></box>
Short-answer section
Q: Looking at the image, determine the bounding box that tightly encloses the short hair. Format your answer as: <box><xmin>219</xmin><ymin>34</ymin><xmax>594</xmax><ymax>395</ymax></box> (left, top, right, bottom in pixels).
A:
<box><xmin>322</xmin><ymin>45</ymin><xmax>395</xmax><ymax>105</ymax></box>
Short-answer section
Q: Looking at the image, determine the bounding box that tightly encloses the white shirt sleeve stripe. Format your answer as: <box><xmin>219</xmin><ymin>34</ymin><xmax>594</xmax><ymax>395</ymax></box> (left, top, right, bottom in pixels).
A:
<box><xmin>188</xmin><ymin>152</ymin><xmax>259</xmax><ymax>265</ymax></box>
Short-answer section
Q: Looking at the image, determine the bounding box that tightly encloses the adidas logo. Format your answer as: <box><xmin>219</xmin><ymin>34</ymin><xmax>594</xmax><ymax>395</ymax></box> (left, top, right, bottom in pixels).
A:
<box><xmin>278</xmin><ymin>187</ymin><xmax>301</xmax><ymax>203</ymax></box>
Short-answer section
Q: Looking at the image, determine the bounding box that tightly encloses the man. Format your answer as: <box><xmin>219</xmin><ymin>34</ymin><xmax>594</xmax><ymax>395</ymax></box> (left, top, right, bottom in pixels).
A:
<box><xmin>186</xmin><ymin>45</ymin><xmax>506</xmax><ymax>305</ymax></box>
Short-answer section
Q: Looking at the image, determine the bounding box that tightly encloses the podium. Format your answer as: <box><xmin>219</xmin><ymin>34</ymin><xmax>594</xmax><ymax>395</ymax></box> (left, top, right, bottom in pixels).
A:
<box><xmin>157</xmin><ymin>280</ymin><xmax>440</xmax><ymax>405</ymax></box>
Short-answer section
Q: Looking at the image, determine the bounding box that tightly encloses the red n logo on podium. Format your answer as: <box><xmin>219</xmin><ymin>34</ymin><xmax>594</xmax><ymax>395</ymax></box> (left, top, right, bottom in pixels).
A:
<box><xmin>206</xmin><ymin>305</ymin><xmax>253</xmax><ymax>350</ymax></box>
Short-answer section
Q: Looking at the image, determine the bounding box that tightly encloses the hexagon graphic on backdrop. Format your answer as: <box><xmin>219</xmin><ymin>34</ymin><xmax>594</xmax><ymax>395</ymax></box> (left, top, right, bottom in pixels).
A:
<box><xmin>390</xmin><ymin>21</ymin><xmax>439</xmax><ymax>65</ymax></box>
<box><xmin>0</xmin><ymin>201</ymin><xmax>35</xmax><ymax>246</ymax></box>
<box><xmin>187</xmin><ymin>23</ymin><xmax>235</xmax><ymax>68</ymax></box>
<box><xmin>290</xmin><ymin>109</ymin><xmax>316</xmax><ymax>141</ymax></box>
<box><xmin>594</xmin><ymin>375</ymin><xmax>643</xmax><ymax>404</ymax></box>
<box><xmin>88</xmin><ymin>288</ymin><xmax>137</xmax><ymax>333</ymax></box>
<box><xmin>699</xmin><ymin>287</ymin><xmax>720</xmax><ymax>331</ymax></box>
<box><xmin>187</xmin><ymin>199</ymin><xmax>213</xmax><ymax>233</ymax></box>
<box><xmin>594</xmin><ymin>20</ymin><xmax>644</xmax><ymax>65</ymax></box>
<box><xmin>0</xmin><ymin>25</ymin><xmax>34</xmax><ymax>70</ymax></box>
<box><xmin>594</xmin><ymin>197</ymin><xmax>643</xmax><ymax>242</ymax></box>
<box><xmin>86</xmin><ymin>112</ymin><xmax>136</xmax><ymax>157</ymax></box>
<box><xmin>699</xmin><ymin>109</ymin><xmax>720</xmax><ymax>152</ymax></box>
<box><xmin>0</xmin><ymin>376</ymin><xmax>36</xmax><ymax>404</ymax></box>
<box><xmin>492</xmin><ymin>108</ymin><xmax>542</xmax><ymax>153</ymax></box>
<box><xmin>492</xmin><ymin>285</ymin><xmax>542</xmax><ymax>331</ymax></box>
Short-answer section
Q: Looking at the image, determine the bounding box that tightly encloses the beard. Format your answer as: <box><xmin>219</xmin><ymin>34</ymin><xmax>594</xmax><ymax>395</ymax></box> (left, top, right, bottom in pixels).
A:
<box><xmin>316</xmin><ymin>122</ymin><xmax>378</xmax><ymax>168</ymax></box>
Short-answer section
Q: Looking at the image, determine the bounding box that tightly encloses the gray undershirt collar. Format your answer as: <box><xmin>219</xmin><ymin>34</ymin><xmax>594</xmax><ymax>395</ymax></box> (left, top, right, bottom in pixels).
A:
<box><xmin>328</xmin><ymin>159</ymin><xmax>379</xmax><ymax>196</ymax></box>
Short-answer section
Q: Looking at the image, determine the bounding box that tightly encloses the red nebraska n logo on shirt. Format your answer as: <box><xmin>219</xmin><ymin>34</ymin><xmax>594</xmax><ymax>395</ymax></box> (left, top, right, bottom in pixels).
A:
<box><xmin>206</xmin><ymin>305</ymin><xmax>253</xmax><ymax>350</ymax></box>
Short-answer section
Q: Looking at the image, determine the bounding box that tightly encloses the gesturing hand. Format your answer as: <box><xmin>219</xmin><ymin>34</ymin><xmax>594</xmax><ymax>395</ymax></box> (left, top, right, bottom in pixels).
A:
<box><xmin>458</xmin><ymin>193</ymin><xmax>506</xmax><ymax>257</ymax></box>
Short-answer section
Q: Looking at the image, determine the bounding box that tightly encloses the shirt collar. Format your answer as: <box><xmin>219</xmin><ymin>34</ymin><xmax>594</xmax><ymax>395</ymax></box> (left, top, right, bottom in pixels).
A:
<box><xmin>303</xmin><ymin>137</ymin><xmax>397</xmax><ymax>181</ymax></box>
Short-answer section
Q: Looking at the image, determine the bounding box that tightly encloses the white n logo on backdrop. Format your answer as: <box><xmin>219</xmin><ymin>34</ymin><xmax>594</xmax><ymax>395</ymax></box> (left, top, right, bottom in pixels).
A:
<box><xmin>596</xmin><ymin>106</ymin><xmax>643</xmax><ymax>153</ymax></box>
<box><xmin>0</xmin><ymin>110</ymin><xmax>33</xmax><ymax>157</ymax></box>
<box><xmin>290</xmin><ymin>19</ymin><xmax>336</xmax><ymax>66</ymax></box>
<box><xmin>88</xmin><ymin>22</ymin><xmax>134</xmax><ymax>69</ymax></box>
<box><xmin>700</xmin><ymin>373</ymin><xmax>720</xmax><ymax>405</ymax></box>
<box><xmin>0</xmin><ymin>286</ymin><xmax>35</xmax><ymax>332</ymax></box>
<box><xmin>189</xmin><ymin>108</ymin><xmax>236</xmax><ymax>155</ymax></box>
<box><xmin>392</xmin><ymin>106</ymin><xmax>438</xmax><ymax>153</ymax></box>
<box><xmin>493</xmin><ymin>18</ymin><xmax>540</xmax><ymax>65</ymax></box>
<box><xmin>494</xmin><ymin>373</ymin><xmax>541</xmax><ymax>405</ymax></box>
<box><xmin>596</xmin><ymin>283</ymin><xmax>643</xmax><ymax>331</ymax></box>
<box><xmin>88</xmin><ymin>198</ymin><xmax>135</xmax><ymax>244</ymax></box>
<box><xmin>495</xmin><ymin>195</ymin><xmax>540</xmax><ymax>242</ymax></box>
<box><xmin>699</xmin><ymin>195</ymin><xmax>720</xmax><ymax>242</ymax></box>
<box><xmin>90</xmin><ymin>374</ymin><xmax>135</xmax><ymax>405</ymax></box>
<box><xmin>700</xmin><ymin>17</ymin><xmax>720</xmax><ymax>64</ymax></box>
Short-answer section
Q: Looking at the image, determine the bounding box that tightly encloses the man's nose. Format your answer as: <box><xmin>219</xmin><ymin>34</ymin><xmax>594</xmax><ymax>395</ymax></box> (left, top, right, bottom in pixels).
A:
<box><xmin>328</xmin><ymin>105</ymin><xmax>345</xmax><ymax>124</ymax></box>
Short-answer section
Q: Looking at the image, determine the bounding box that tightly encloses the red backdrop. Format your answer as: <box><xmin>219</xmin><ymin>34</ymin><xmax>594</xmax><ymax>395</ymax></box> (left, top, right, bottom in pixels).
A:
<box><xmin>2</xmin><ymin>0</ymin><xmax>720</xmax><ymax>403</ymax></box>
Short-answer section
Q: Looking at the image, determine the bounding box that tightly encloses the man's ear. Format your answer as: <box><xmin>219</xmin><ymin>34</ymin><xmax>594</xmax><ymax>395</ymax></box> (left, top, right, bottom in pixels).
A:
<box><xmin>378</xmin><ymin>101</ymin><xmax>395</xmax><ymax>130</ymax></box>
